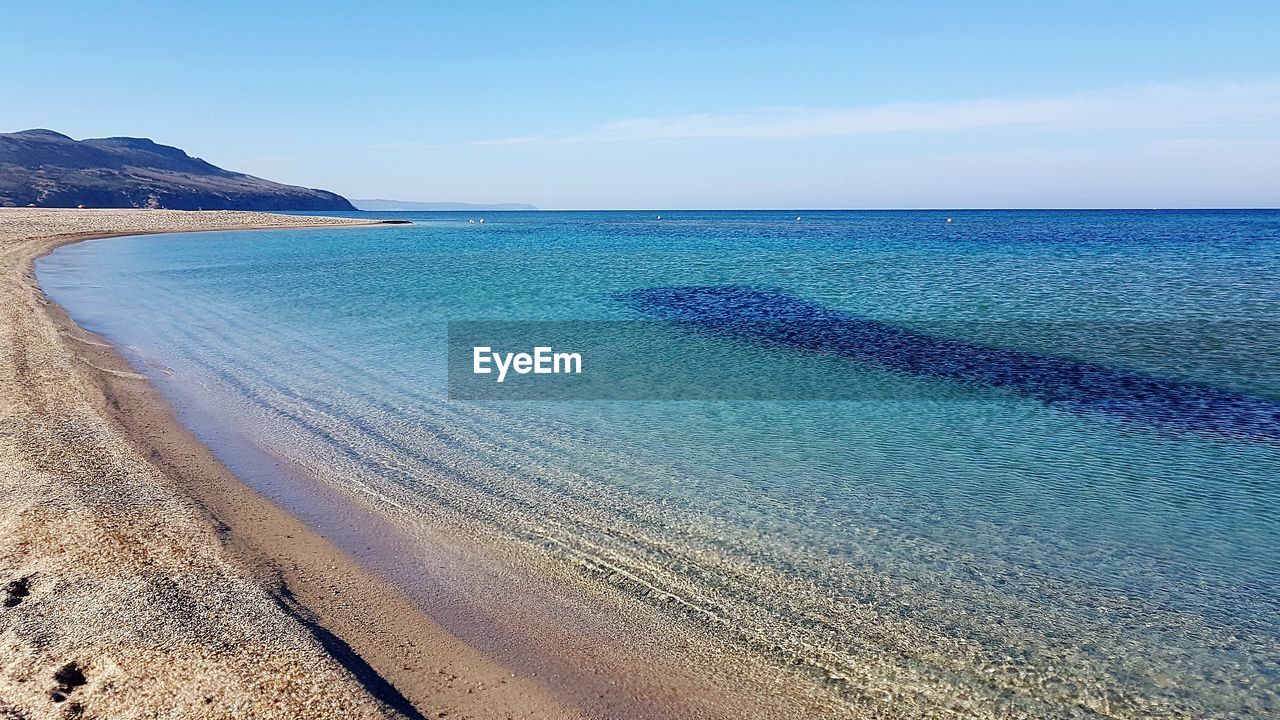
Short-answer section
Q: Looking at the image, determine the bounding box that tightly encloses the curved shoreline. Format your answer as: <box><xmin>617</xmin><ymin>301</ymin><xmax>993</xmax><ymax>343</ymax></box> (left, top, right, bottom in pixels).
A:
<box><xmin>23</xmin><ymin>211</ymin><xmax>849</xmax><ymax>720</ymax></box>
<box><xmin>17</xmin><ymin>210</ymin><xmax>1271</xmax><ymax>719</ymax></box>
<box><xmin>1</xmin><ymin>209</ymin><xmax>578</xmax><ymax>719</ymax></box>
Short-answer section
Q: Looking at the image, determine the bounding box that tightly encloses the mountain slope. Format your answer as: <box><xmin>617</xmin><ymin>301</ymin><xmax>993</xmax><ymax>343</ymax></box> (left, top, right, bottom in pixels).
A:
<box><xmin>0</xmin><ymin>129</ymin><xmax>354</xmax><ymax>210</ymax></box>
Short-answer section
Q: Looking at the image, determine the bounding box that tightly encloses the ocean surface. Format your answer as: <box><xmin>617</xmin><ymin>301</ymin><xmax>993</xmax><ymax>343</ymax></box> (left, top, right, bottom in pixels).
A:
<box><xmin>38</xmin><ymin>210</ymin><xmax>1280</xmax><ymax>717</ymax></box>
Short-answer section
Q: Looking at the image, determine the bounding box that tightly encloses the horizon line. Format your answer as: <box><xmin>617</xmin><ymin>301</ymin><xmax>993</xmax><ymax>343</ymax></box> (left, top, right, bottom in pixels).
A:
<box><xmin>347</xmin><ymin>206</ymin><xmax>1280</xmax><ymax>212</ymax></box>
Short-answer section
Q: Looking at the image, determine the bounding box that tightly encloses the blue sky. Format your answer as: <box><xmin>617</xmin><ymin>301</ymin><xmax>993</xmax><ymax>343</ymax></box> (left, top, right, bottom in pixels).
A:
<box><xmin>3</xmin><ymin>1</ymin><xmax>1279</xmax><ymax>208</ymax></box>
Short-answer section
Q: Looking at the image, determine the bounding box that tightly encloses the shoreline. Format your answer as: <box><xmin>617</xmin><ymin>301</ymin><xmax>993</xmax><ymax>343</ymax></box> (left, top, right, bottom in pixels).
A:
<box><xmin>6</xmin><ymin>209</ymin><xmax>858</xmax><ymax>720</ymax></box>
<box><xmin>1</xmin><ymin>209</ymin><xmax>578</xmax><ymax>719</ymax></box>
<box><xmin>15</xmin><ymin>209</ymin><xmax>1255</xmax><ymax>718</ymax></box>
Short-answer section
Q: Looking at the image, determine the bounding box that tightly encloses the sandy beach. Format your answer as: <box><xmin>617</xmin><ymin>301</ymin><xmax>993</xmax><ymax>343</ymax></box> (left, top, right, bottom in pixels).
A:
<box><xmin>1</xmin><ymin>209</ymin><xmax>857</xmax><ymax>720</ymax></box>
<box><xmin>11</xmin><ymin>208</ymin><xmax>1251</xmax><ymax>720</ymax></box>
<box><xmin>0</xmin><ymin>209</ymin><xmax>579</xmax><ymax>719</ymax></box>
<box><xmin>5</xmin><ymin>4</ymin><xmax>1274</xmax><ymax>716</ymax></box>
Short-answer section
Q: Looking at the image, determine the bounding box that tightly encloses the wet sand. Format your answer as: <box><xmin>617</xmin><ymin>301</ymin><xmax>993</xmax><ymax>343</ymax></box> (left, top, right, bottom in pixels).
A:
<box><xmin>0</xmin><ymin>209</ymin><xmax>579</xmax><ymax>719</ymax></box>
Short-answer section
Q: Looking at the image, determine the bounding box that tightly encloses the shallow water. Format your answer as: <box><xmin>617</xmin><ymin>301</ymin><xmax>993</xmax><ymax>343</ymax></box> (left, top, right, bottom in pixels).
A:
<box><xmin>38</xmin><ymin>210</ymin><xmax>1280</xmax><ymax>717</ymax></box>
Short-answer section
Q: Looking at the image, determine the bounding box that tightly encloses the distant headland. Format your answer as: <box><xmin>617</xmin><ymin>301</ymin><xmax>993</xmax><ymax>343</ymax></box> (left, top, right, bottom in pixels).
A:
<box><xmin>0</xmin><ymin>129</ymin><xmax>354</xmax><ymax>211</ymax></box>
<box><xmin>352</xmin><ymin>198</ymin><xmax>538</xmax><ymax>211</ymax></box>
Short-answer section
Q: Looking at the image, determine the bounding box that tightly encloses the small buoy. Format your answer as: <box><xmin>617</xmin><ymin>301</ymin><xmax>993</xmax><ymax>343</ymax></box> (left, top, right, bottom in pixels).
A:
<box><xmin>946</xmin><ymin>218</ymin><xmax>953</xmax><ymax>223</ymax></box>
<box><xmin>656</xmin><ymin>215</ymin><xmax>661</xmax><ymax>220</ymax></box>
<box><xmin>479</xmin><ymin>218</ymin><xmax>485</xmax><ymax>223</ymax></box>
<box><xmin>796</xmin><ymin>216</ymin><xmax>802</xmax><ymax>221</ymax></box>
<box><xmin>468</xmin><ymin>219</ymin><xmax>475</xmax><ymax>224</ymax></box>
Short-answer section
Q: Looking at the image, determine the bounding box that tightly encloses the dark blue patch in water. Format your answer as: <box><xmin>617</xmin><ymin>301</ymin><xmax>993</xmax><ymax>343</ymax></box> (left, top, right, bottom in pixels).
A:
<box><xmin>619</xmin><ymin>285</ymin><xmax>1280</xmax><ymax>443</ymax></box>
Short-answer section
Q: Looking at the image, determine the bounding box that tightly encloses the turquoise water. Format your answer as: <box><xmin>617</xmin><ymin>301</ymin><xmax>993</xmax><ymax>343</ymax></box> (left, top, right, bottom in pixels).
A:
<box><xmin>39</xmin><ymin>211</ymin><xmax>1280</xmax><ymax>717</ymax></box>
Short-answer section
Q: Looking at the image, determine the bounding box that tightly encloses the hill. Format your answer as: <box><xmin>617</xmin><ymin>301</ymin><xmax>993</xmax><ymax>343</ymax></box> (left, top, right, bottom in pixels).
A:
<box><xmin>0</xmin><ymin>129</ymin><xmax>354</xmax><ymax>211</ymax></box>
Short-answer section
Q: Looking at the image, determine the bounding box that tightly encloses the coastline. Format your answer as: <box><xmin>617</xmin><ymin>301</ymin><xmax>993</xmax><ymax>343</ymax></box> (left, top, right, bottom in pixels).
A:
<box><xmin>0</xmin><ymin>209</ymin><xmax>578</xmax><ymax>719</ymax></box>
<box><xmin>13</xmin><ymin>210</ymin><xmax>850</xmax><ymax>720</ymax></box>
<box><xmin>11</xmin><ymin>209</ymin><xmax>1263</xmax><ymax>718</ymax></box>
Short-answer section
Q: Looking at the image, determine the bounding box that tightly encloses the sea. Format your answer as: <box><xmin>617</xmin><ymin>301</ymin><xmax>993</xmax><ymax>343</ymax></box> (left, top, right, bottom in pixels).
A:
<box><xmin>37</xmin><ymin>210</ymin><xmax>1280</xmax><ymax>717</ymax></box>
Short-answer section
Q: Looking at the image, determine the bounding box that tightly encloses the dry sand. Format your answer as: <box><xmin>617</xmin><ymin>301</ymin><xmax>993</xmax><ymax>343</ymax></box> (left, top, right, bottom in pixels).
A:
<box><xmin>0</xmin><ymin>209</ymin><xmax>581</xmax><ymax>720</ymax></box>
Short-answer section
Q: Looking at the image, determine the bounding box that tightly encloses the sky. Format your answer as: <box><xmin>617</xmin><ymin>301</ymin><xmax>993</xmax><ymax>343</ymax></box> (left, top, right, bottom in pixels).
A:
<box><xmin>3</xmin><ymin>1</ymin><xmax>1279</xmax><ymax>209</ymax></box>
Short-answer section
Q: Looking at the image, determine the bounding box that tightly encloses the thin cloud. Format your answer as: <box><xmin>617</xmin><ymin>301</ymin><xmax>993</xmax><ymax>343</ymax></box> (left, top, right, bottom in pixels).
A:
<box><xmin>471</xmin><ymin>82</ymin><xmax>1280</xmax><ymax>146</ymax></box>
<box><xmin>365</xmin><ymin>140</ymin><xmax>451</xmax><ymax>151</ymax></box>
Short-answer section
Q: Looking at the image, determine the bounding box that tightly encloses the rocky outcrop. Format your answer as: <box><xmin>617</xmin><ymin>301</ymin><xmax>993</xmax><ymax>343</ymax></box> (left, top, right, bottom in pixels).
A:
<box><xmin>0</xmin><ymin>129</ymin><xmax>354</xmax><ymax>210</ymax></box>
